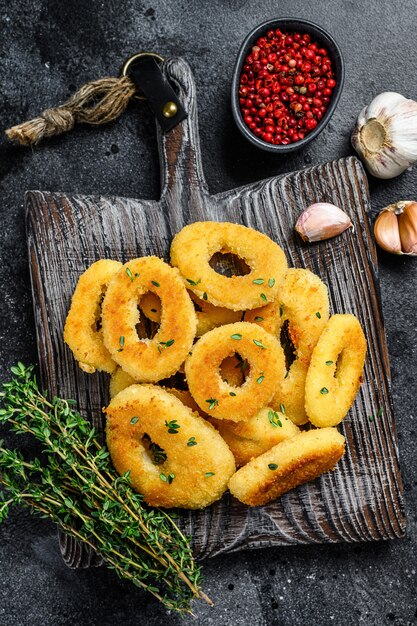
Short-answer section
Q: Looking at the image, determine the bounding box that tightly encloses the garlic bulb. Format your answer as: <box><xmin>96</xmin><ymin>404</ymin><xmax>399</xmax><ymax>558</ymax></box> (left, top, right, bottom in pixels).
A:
<box><xmin>352</xmin><ymin>92</ymin><xmax>417</xmax><ymax>179</ymax></box>
<box><xmin>374</xmin><ymin>200</ymin><xmax>417</xmax><ymax>255</ymax></box>
<box><xmin>295</xmin><ymin>202</ymin><xmax>353</xmax><ymax>243</ymax></box>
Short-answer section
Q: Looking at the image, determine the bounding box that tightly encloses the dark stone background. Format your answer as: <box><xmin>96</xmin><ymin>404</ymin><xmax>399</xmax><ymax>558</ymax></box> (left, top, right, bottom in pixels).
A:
<box><xmin>0</xmin><ymin>1</ymin><xmax>416</xmax><ymax>624</ymax></box>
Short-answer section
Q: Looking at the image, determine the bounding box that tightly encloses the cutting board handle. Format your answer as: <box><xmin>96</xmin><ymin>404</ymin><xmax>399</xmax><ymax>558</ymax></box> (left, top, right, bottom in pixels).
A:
<box><xmin>158</xmin><ymin>58</ymin><xmax>209</xmax><ymax>202</ymax></box>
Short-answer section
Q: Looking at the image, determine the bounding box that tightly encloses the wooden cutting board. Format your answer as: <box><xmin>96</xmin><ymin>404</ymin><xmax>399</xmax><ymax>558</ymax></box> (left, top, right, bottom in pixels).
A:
<box><xmin>26</xmin><ymin>57</ymin><xmax>406</xmax><ymax>567</ymax></box>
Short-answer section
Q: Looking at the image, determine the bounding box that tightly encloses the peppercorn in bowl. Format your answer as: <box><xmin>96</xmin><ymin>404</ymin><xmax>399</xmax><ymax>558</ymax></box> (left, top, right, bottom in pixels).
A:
<box><xmin>231</xmin><ymin>18</ymin><xmax>344</xmax><ymax>152</ymax></box>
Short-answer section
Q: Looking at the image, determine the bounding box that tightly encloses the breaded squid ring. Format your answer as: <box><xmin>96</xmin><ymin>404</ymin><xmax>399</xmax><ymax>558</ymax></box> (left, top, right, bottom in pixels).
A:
<box><xmin>246</xmin><ymin>269</ymin><xmax>329</xmax><ymax>425</ymax></box>
<box><xmin>102</xmin><ymin>257</ymin><xmax>197</xmax><ymax>382</ymax></box>
<box><xmin>109</xmin><ymin>367</ymin><xmax>136</xmax><ymax>398</ymax></box>
<box><xmin>105</xmin><ymin>384</ymin><xmax>236</xmax><ymax>509</ymax></box>
<box><xmin>139</xmin><ymin>290</ymin><xmax>242</xmax><ymax>336</ymax></box>
<box><xmin>209</xmin><ymin>407</ymin><xmax>300</xmax><ymax>467</ymax></box>
<box><xmin>305</xmin><ymin>314</ymin><xmax>367</xmax><ymax>427</ymax></box>
<box><xmin>170</xmin><ymin>221</ymin><xmax>288</xmax><ymax>310</ymax></box>
<box><xmin>64</xmin><ymin>259</ymin><xmax>122</xmax><ymax>374</ymax></box>
<box><xmin>185</xmin><ymin>322</ymin><xmax>285</xmax><ymax>422</ymax></box>
<box><xmin>228</xmin><ymin>427</ymin><xmax>345</xmax><ymax>506</ymax></box>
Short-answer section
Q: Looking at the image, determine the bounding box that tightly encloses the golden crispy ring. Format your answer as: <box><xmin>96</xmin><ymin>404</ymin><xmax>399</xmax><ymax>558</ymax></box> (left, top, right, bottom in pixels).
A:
<box><xmin>305</xmin><ymin>314</ymin><xmax>367</xmax><ymax>427</ymax></box>
<box><xmin>170</xmin><ymin>221</ymin><xmax>288</xmax><ymax>310</ymax></box>
<box><xmin>246</xmin><ymin>269</ymin><xmax>329</xmax><ymax>425</ymax></box>
<box><xmin>102</xmin><ymin>257</ymin><xmax>197</xmax><ymax>382</ymax></box>
<box><xmin>109</xmin><ymin>367</ymin><xmax>136</xmax><ymax>398</ymax></box>
<box><xmin>185</xmin><ymin>322</ymin><xmax>285</xmax><ymax>422</ymax></box>
<box><xmin>209</xmin><ymin>407</ymin><xmax>300</xmax><ymax>467</ymax></box>
<box><xmin>105</xmin><ymin>384</ymin><xmax>236</xmax><ymax>509</ymax></box>
<box><xmin>244</xmin><ymin>301</ymin><xmax>281</xmax><ymax>335</ymax></box>
<box><xmin>228</xmin><ymin>427</ymin><xmax>345</xmax><ymax>506</ymax></box>
<box><xmin>109</xmin><ymin>369</ymin><xmax>201</xmax><ymax>417</ymax></box>
<box><xmin>140</xmin><ymin>290</ymin><xmax>242</xmax><ymax>336</ymax></box>
<box><xmin>64</xmin><ymin>259</ymin><xmax>122</xmax><ymax>374</ymax></box>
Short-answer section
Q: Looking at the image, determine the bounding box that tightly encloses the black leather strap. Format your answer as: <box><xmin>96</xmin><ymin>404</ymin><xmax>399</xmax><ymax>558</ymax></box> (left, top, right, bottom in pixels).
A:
<box><xmin>128</xmin><ymin>57</ymin><xmax>187</xmax><ymax>132</ymax></box>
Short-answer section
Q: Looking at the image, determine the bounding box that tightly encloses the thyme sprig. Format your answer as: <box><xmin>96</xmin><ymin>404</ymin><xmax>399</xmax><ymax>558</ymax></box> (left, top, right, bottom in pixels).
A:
<box><xmin>0</xmin><ymin>364</ymin><xmax>211</xmax><ymax>614</ymax></box>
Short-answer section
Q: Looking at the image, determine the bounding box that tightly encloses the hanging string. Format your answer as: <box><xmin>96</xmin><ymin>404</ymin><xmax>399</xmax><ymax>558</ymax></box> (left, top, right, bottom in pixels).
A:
<box><xmin>5</xmin><ymin>76</ymin><xmax>137</xmax><ymax>146</ymax></box>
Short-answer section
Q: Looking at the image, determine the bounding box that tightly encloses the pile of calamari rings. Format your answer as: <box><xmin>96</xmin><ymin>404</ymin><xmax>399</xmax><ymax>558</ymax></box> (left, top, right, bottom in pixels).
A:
<box><xmin>64</xmin><ymin>221</ymin><xmax>367</xmax><ymax>509</ymax></box>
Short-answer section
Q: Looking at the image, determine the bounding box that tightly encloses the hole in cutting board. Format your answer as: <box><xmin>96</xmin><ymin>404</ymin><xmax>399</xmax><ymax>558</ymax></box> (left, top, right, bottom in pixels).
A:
<box><xmin>219</xmin><ymin>353</ymin><xmax>250</xmax><ymax>387</ymax></box>
<box><xmin>142</xmin><ymin>433</ymin><xmax>167</xmax><ymax>465</ymax></box>
<box><xmin>280</xmin><ymin>320</ymin><xmax>297</xmax><ymax>373</ymax></box>
<box><xmin>209</xmin><ymin>252</ymin><xmax>251</xmax><ymax>277</ymax></box>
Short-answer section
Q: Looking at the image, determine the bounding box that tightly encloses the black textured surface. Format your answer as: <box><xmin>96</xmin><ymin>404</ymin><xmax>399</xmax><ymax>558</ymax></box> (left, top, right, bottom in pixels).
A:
<box><xmin>0</xmin><ymin>1</ymin><xmax>416</xmax><ymax>625</ymax></box>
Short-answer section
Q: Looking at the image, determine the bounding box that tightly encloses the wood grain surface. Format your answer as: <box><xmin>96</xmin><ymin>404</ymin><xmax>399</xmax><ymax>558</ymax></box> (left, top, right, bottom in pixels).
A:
<box><xmin>26</xmin><ymin>57</ymin><xmax>405</xmax><ymax>568</ymax></box>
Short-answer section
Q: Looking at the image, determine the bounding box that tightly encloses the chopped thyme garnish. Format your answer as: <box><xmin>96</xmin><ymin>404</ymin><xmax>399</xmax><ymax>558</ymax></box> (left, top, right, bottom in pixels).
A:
<box><xmin>253</xmin><ymin>278</ymin><xmax>264</xmax><ymax>285</ymax></box>
<box><xmin>130</xmin><ymin>416</ymin><xmax>139</xmax><ymax>425</ymax></box>
<box><xmin>279</xmin><ymin>303</ymin><xmax>284</xmax><ymax>317</ymax></box>
<box><xmin>204</xmin><ymin>472</ymin><xmax>215</xmax><ymax>477</ymax></box>
<box><xmin>254</xmin><ymin>316</ymin><xmax>264</xmax><ymax>322</ymax></box>
<box><xmin>268</xmin><ymin>409</ymin><xmax>282</xmax><ymax>428</ymax></box>
<box><xmin>160</xmin><ymin>472</ymin><xmax>175</xmax><ymax>484</ymax></box>
<box><xmin>229</xmin><ymin>391</ymin><xmax>236</xmax><ymax>396</ymax></box>
<box><xmin>203</xmin><ymin>292</ymin><xmax>208</xmax><ymax>300</ymax></box>
<box><xmin>369</xmin><ymin>407</ymin><xmax>383</xmax><ymax>422</ymax></box>
<box><xmin>187</xmin><ymin>437</ymin><xmax>197</xmax><ymax>447</ymax></box>
<box><xmin>260</xmin><ymin>293</ymin><xmax>268</xmax><ymax>302</ymax></box>
<box><xmin>117</xmin><ymin>336</ymin><xmax>125</xmax><ymax>352</ymax></box>
<box><xmin>325</xmin><ymin>360</ymin><xmax>334</xmax><ymax>366</ymax></box>
<box><xmin>205</xmin><ymin>398</ymin><xmax>218</xmax><ymax>410</ymax></box>
<box><xmin>268</xmin><ymin>278</ymin><xmax>275</xmax><ymax>288</ymax></box>
<box><xmin>165</xmin><ymin>419</ymin><xmax>180</xmax><ymax>434</ymax></box>
<box><xmin>158</xmin><ymin>339</ymin><xmax>175</xmax><ymax>353</ymax></box>
<box><xmin>315</xmin><ymin>311</ymin><xmax>321</xmax><ymax>318</ymax></box>
<box><xmin>231</xmin><ymin>333</ymin><xmax>242</xmax><ymax>340</ymax></box>
<box><xmin>257</xmin><ymin>373</ymin><xmax>265</xmax><ymax>384</ymax></box>
<box><xmin>253</xmin><ymin>339</ymin><xmax>266</xmax><ymax>349</ymax></box>
<box><xmin>186</xmin><ymin>278</ymin><xmax>201</xmax><ymax>286</ymax></box>
<box><xmin>320</xmin><ymin>387</ymin><xmax>329</xmax><ymax>394</ymax></box>
<box><xmin>151</xmin><ymin>280</ymin><xmax>160</xmax><ymax>287</ymax></box>
<box><xmin>126</xmin><ymin>267</ymin><xmax>134</xmax><ymax>281</ymax></box>
<box><xmin>268</xmin><ymin>463</ymin><xmax>278</xmax><ymax>470</ymax></box>
<box><xmin>279</xmin><ymin>403</ymin><xmax>286</xmax><ymax>414</ymax></box>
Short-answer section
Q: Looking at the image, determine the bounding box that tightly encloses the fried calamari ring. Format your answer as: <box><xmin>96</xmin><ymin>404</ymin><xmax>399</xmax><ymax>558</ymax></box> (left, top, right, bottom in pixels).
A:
<box><xmin>139</xmin><ymin>290</ymin><xmax>242</xmax><ymax>336</ymax></box>
<box><xmin>247</xmin><ymin>269</ymin><xmax>329</xmax><ymax>425</ymax></box>
<box><xmin>64</xmin><ymin>259</ymin><xmax>122</xmax><ymax>374</ymax></box>
<box><xmin>110</xmin><ymin>369</ymin><xmax>200</xmax><ymax>413</ymax></box>
<box><xmin>110</xmin><ymin>367</ymin><xmax>136</xmax><ymax>398</ymax></box>
<box><xmin>105</xmin><ymin>384</ymin><xmax>235</xmax><ymax>509</ymax></box>
<box><xmin>185</xmin><ymin>322</ymin><xmax>285</xmax><ymax>421</ymax></box>
<box><xmin>209</xmin><ymin>407</ymin><xmax>300</xmax><ymax>467</ymax></box>
<box><xmin>305</xmin><ymin>314</ymin><xmax>367</xmax><ymax>427</ymax></box>
<box><xmin>170</xmin><ymin>221</ymin><xmax>288</xmax><ymax>310</ymax></box>
<box><xmin>244</xmin><ymin>301</ymin><xmax>281</xmax><ymax>335</ymax></box>
<box><xmin>228</xmin><ymin>427</ymin><xmax>345</xmax><ymax>506</ymax></box>
<box><xmin>102</xmin><ymin>257</ymin><xmax>197</xmax><ymax>382</ymax></box>
<box><xmin>189</xmin><ymin>292</ymin><xmax>242</xmax><ymax>336</ymax></box>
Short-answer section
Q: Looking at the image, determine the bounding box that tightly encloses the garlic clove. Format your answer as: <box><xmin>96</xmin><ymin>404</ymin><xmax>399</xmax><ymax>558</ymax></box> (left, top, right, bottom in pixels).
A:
<box><xmin>398</xmin><ymin>201</ymin><xmax>417</xmax><ymax>255</ymax></box>
<box><xmin>352</xmin><ymin>91</ymin><xmax>417</xmax><ymax>179</ymax></box>
<box><xmin>295</xmin><ymin>202</ymin><xmax>353</xmax><ymax>243</ymax></box>
<box><xmin>374</xmin><ymin>208</ymin><xmax>403</xmax><ymax>254</ymax></box>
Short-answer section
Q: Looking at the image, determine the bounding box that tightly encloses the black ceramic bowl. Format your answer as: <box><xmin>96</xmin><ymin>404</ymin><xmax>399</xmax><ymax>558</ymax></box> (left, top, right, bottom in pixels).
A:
<box><xmin>231</xmin><ymin>18</ymin><xmax>345</xmax><ymax>153</ymax></box>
